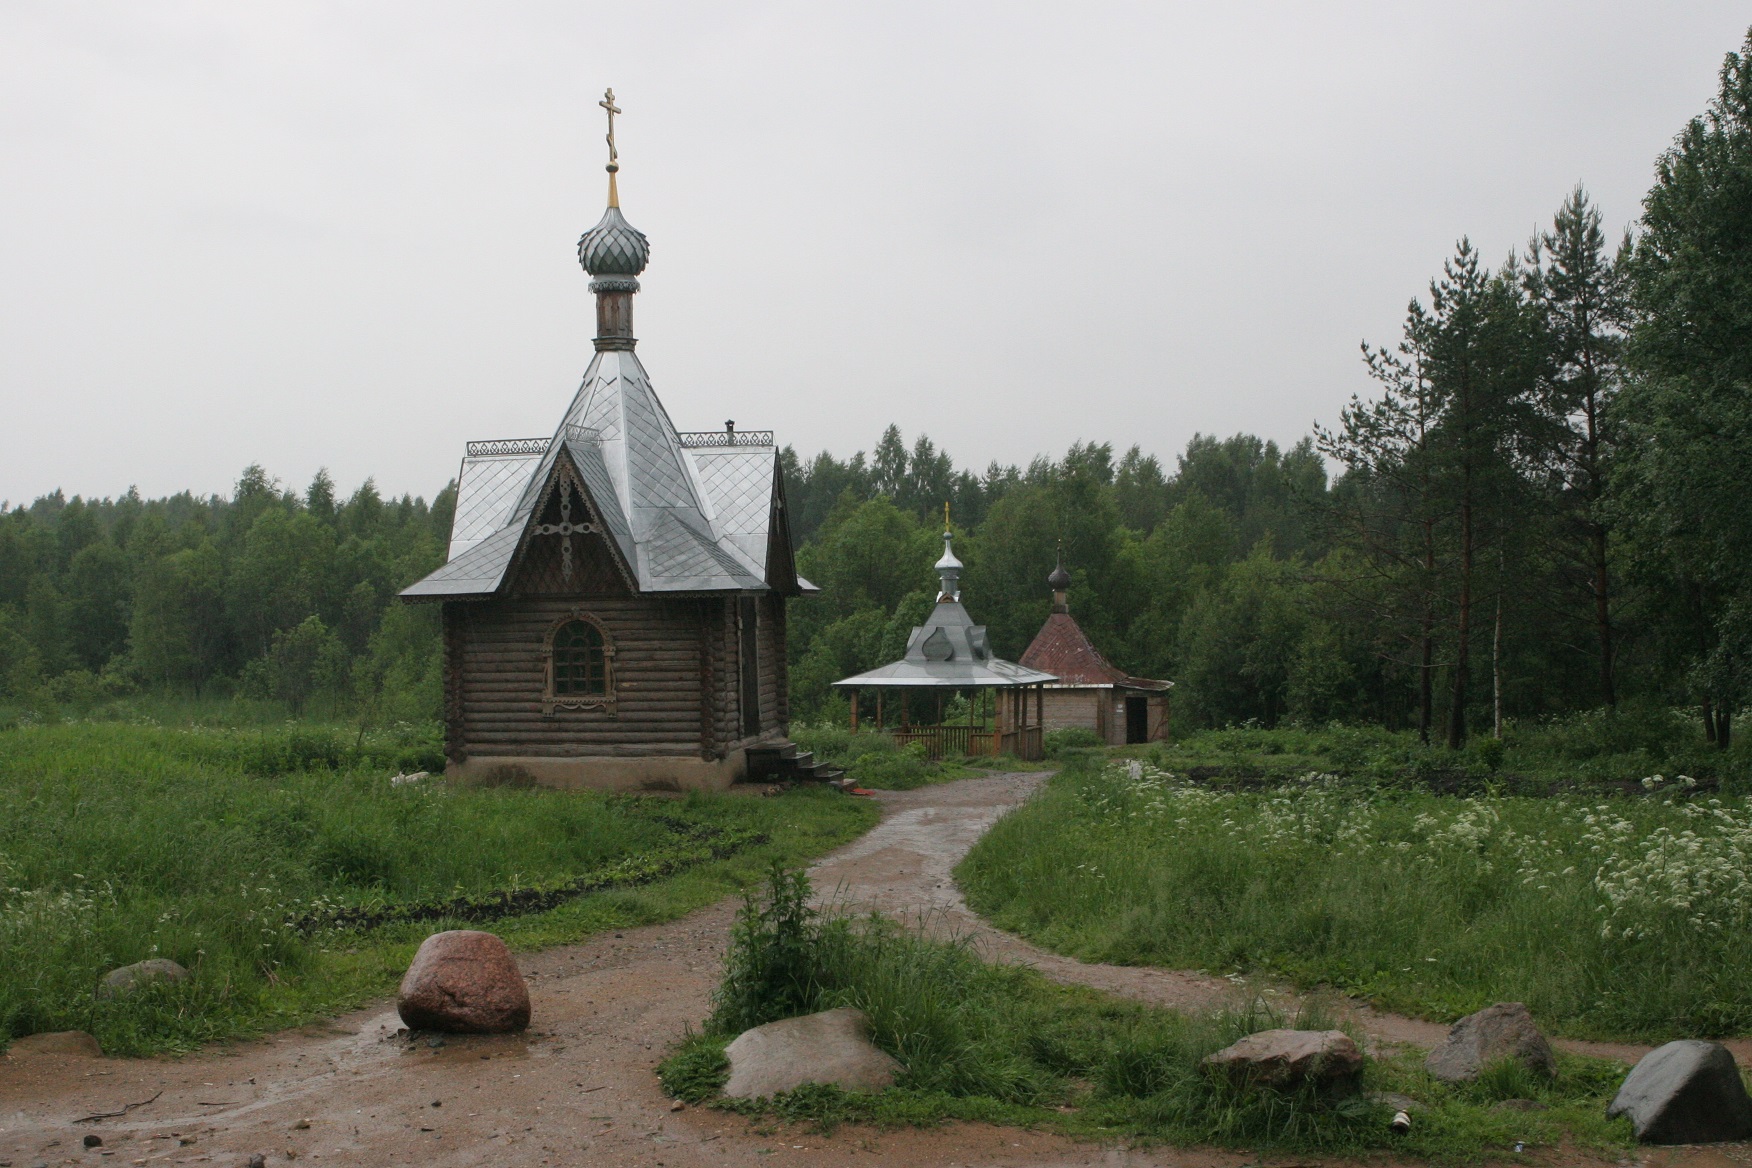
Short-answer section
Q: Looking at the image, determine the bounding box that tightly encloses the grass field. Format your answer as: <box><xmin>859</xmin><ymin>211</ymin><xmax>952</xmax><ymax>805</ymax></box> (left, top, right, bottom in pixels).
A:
<box><xmin>0</xmin><ymin>720</ymin><xmax>877</xmax><ymax>1055</ymax></box>
<box><xmin>1127</xmin><ymin>711</ymin><xmax>1752</xmax><ymax>795</ymax></box>
<box><xmin>660</xmin><ymin>867</ymin><xmax>1634</xmax><ymax>1158</ymax></box>
<box><xmin>958</xmin><ymin>749</ymin><xmax>1752</xmax><ymax>1041</ymax></box>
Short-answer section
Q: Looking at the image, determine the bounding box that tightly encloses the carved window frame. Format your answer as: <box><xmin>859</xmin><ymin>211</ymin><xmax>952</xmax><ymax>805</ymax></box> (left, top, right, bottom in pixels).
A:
<box><xmin>543</xmin><ymin>609</ymin><xmax>618</xmax><ymax>717</ymax></box>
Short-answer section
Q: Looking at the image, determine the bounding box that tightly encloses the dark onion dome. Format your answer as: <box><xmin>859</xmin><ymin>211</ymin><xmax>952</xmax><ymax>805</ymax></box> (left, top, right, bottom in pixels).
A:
<box><xmin>1047</xmin><ymin>562</ymin><xmax>1071</xmax><ymax>590</ymax></box>
<box><xmin>578</xmin><ymin>205</ymin><xmax>650</xmax><ymax>278</ymax></box>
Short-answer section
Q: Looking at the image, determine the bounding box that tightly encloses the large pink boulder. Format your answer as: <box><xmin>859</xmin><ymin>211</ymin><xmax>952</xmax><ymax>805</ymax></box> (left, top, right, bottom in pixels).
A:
<box><xmin>396</xmin><ymin>930</ymin><xmax>530</xmax><ymax>1034</ymax></box>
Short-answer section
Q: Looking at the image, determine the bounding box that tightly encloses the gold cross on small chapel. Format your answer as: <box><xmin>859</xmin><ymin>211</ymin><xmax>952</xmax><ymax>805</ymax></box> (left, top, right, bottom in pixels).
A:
<box><xmin>600</xmin><ymin>88</ymin><xmax>622</xmax><ymax>166</ymax></box>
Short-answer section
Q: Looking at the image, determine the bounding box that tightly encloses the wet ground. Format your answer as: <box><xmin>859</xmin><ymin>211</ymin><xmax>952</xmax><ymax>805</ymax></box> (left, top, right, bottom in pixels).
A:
<box><xmin>3</xmin><ymin>771</ymin><xmax>1747</xmax><ymax>1168</ymax></box>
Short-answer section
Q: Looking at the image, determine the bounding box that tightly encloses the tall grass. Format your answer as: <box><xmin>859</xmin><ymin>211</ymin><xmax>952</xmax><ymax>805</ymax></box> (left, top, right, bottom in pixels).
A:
<box><xmin>662</xmin><ymin>866</ymin><xmax>1632</xmax><ymax>1156</ymax></box>
<box><xmin>1143</xmin><ymin>708</ymin><xmax>1752</xmax><ymax>793</ymax></box>
<box><xmin>959</xmin><ymin>755</ymin><xmax>1752</xmax><ymax>1040</ymax></box>
<box><xmin>0</xmin><ymin>721</ymin><xmax>875</xmax><ymax>1054</ymax></box>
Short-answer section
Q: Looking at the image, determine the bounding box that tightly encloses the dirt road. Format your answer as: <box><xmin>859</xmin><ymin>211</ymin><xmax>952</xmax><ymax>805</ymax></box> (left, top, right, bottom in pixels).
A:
<box><xmin>0</xmin><ymin>772</ymin><xmax>1741</xmax><ymax>1167</ymax></box>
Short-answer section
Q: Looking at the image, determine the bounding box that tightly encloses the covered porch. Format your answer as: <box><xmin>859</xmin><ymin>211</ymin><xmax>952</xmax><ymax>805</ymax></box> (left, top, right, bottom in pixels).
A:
<box><xmin>841</xmin><ymin>682</ymin><xmax>1049</xmax><ymax>761</ymax></box>
<box><xmin>833</xmin><ymin>519</ymin><xmax>1058</xmax><ymax>761</ymax></box>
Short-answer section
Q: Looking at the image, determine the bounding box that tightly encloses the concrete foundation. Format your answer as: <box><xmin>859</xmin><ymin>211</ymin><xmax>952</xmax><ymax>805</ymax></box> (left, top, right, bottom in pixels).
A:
<box><xmin>447</xmin><ymin>748</ymin><xmax>752</xmax><ymax>793</ymax></box>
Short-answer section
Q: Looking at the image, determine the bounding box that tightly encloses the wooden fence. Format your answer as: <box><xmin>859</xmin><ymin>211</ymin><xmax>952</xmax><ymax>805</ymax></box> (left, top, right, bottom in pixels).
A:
<box><xmin>888</xmin><ymin>725</ymin><xmax>1043</xmax><ymax>761</ymax></box>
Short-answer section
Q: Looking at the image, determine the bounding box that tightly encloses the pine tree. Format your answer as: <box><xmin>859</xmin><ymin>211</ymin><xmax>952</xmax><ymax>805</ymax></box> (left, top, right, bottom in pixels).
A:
<box><xmin>1619</xmin><ymin>27</ymin><xmax>1752</xmax><ymax>745</ymax></box>
<box><xmin>1526</xmin><ymin>186</ymin><xmax>1628</xmax><ymax>708</ymax></box>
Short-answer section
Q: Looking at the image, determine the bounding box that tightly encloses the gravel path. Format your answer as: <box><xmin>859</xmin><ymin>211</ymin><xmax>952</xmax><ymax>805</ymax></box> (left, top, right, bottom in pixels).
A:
<box><xmin>1</xmin><ymin>771</ymin><xmax>1737</xmax><ymax>1168</ymax></box>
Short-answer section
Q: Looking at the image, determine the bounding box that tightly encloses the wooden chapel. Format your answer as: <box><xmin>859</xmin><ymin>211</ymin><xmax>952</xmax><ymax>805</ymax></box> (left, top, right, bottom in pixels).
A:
<box><xmin>400</xmin><ymin>92</ymin><xmax>820</xmax><ymax>790</ymax></box>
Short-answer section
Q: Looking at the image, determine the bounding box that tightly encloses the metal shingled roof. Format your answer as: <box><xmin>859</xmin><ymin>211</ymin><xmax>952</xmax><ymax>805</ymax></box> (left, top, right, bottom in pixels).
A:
<box><xmin>834</xmin><ymin>600</ymin><xmax>1058</xmax><ymax>689</ymax></box>
<box><xmin>564</xmin><ymin>433</ymin><xmax>636</xmax><ymax>572</ymax></box>
<box><xmin>402</xmin><ymin>523</ymin><xmax>525</xmax><ymax>599</ymax></box>
<box><xmin>447</xmin><ymin>449</ymin><xmax>545</xmax><ymax>560</ymax></box>
<box><xmin>402</xmin><ymin>347</ymin><xmax>783</xmax><ymax>600</ymax></box>
<box><xmin>692</xmin><ymin>445</ymin><xmax>777</xmax><ymax>576</ymax></box>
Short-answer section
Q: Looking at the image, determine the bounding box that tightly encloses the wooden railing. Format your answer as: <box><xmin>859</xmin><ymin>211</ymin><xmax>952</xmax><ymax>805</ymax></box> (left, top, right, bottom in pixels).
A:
<box><xmin>886</xmin><ymin>725</ymin><xmax>1043</xmax><ymax>761</ymax></box>
<box><xmin>892</xmin><ymin>725</ymin><xmax>977</xmax><ymax>757</ymax></box>
<box><xmin>1001</xmin><ymin>727</ymin><xmax>1044</xmax><ymax>760</ymax></box>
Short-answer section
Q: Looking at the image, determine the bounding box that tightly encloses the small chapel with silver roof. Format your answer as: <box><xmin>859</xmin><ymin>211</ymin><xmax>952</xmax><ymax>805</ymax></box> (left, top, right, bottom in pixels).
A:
<box><xmin>401</xmin><ymin>92</ymin><xmax>828</xmax><ymax>790</ymax></box>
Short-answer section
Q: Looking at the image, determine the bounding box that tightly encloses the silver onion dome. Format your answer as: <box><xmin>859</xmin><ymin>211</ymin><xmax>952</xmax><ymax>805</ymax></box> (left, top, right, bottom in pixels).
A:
<box><xmin>577</xmin><ymin>205</ymin><xmax>650</xmax><ymax>281</ymax></box>
<box><xmin>1048</xmin><ymin>562</ymin><xmax>1071</xmax><ymax>590</ymax></box>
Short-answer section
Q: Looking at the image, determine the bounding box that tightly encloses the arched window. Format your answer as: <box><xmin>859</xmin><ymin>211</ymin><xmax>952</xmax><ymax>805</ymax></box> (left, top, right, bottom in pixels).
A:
<box><xmin>554</xmin><ymin>620</ymin><xmax>606</xmax><ymax>694</ymax></box>
<box><xmin>544</xmin><ymin>613</ymin><xmax>615</xmax><ymax>714</ymax></box>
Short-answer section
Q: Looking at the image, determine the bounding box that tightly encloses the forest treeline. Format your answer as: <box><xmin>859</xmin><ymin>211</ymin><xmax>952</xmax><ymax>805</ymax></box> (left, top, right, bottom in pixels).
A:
<box><xmin>0</xmin><ymin>468</ymin><xmax>453</xmax><ymax>722</ymax></box>
<box><xmin>3</xmin><ymin>30</ymin><xmax>1750</xmax><ymax>748</ymax></box>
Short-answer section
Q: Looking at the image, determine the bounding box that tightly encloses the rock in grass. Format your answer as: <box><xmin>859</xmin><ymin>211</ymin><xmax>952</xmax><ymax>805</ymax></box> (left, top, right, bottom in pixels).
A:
<box><xmin>723</xmin><ymin>1007</ymin><xmax>901</xmax><ymax>1099</ymax></box>
<box><xmin>1606</xmin><ymin>1039</ymin><xmax>1752</xmax><ymax>1144</ymax></box>
<box><xmin>397</xmin><ymin>930</ymin><xmax>530</xmax><ymax>1034</ymax></box>
<box><xmin>98</xmin><ymin>958</ymin><xmax>189</xmax><ymax>999</ymax></box>
<box><xmin>1424</xmin><ymin>1002</ymin><xmax>1555</xmax><ymax>1083</ymax></box>
<box><xmin>1204</xmin><ymin>1029</ymin><xmax>1364</xmax><ymax>1098</ymax></box>
<box><xmin>5</xmin><ymin>1031</ymin><xmax>102</xmax><ymax>1058</ymax></box>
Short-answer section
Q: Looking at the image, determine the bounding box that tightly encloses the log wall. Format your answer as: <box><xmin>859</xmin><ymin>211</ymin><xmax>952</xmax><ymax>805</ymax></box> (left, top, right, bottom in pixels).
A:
<box><xmin>703</xmin><ymin>598</ymin><xmax>739</xmax><ymax>755</ymax></box>
<box><xmin>453</xmin><ymin>594</ymin><xmax>706</xmax><ymax>758</ymax></box>
<box><xmin>758</xmin><ymin>592</ymin><xmax>785</xmax><ymax>735</ymax></box>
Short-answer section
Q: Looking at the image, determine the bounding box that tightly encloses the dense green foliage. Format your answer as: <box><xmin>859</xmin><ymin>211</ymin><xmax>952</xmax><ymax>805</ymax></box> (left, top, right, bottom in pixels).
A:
<box><xmin>661</xmin><ymin>865</ymin><xmax>1632</xmax><ymax>1156</ymax></box>
<box><xmin>959</xmin><ymin>748</ymin><xmax>1752</xmax><ymax>1041</ymax></box>
<box><xmin>5</xmin><ymin>30</ymin><xmax>1752</xmax><ymax>751</ymax></box>
<box><xmin>0</xmin><ymin>465</ymin><xmax>450</xmax><ymax>723</ymax></box>
<box><xmin>0</xmin><ymin>721</ymin><xmax>876</xmax><ymax>1054</ymax></box>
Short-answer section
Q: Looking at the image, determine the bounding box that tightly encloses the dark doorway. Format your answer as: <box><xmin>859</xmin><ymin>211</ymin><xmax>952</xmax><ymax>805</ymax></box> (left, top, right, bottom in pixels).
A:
<box><xmin>1125</xmin><ymin>696</ymin><xmax>1149</xmax><ymax>744</ymax></box>
<box><xmin>739</xmin><ymin>596</ymin><xmax>761</xmax><ymax>738</ymax></box>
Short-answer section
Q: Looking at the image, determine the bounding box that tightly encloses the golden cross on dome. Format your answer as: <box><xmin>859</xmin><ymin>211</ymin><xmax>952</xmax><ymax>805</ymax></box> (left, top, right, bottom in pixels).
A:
<box><xmin>599</xmin><ymin>87</ymin><xmax>623</xmax><ymax>206</ymax></box>
<box><xmin>944</xmin><ymin>500</ymin><xmax>951</xmax><ymax>531</ymax></box>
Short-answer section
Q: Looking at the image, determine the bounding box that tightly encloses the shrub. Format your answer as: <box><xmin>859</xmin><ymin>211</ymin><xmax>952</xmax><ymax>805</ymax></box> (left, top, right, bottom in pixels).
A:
<box><xmin>790</xmin><ymin>723</ymin><xmax>901</xmax><ymax>767</ymax></box>
<box><xmin>1471</xmin><ymin>735</ymin><xmax>1506</xmax><ymax>772</ymax></box>
<box><xmin>846</xmin><ymin>743</ymin><xmax>932</xmax><ymax>790</ymax></box>
<box><xmin>1045</xmin><ymin>727</ymin><xmax>1103</xmax><ymax>757</ymax></box>
<box><xmin>710</xmin><ymin>864</ymin><xmax>823</xmax><ymax>1034</ymax></box>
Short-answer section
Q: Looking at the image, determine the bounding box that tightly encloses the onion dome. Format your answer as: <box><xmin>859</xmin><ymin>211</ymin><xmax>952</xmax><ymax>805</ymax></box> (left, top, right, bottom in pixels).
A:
<box><xmin>1047</xmin><ymin>562</ymin><xmax>1071</xmax><ymax>590</ymax></box>
<box><xmin>578</xmin><ymin>205</ymin><xmax>650</xmax><ymax>285</ymax></box>
<box><xmin>935</xmin><ymin>530</ymin><xmax>963</xmax><ymax>602</ymax></box>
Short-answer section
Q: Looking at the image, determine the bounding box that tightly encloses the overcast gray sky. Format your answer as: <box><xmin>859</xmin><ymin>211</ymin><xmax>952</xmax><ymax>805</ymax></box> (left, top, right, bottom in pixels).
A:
<box><xmin>2</xmin><ymin>2</ymin><xmax>1746</xmax><ymax>507</ymax></box>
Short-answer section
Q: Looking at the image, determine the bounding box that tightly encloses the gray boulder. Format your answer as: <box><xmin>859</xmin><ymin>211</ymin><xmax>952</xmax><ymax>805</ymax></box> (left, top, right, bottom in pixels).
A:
<box><xmin>99</xmin><ymin>958</ymin><xmax>189</xmax><ymax>998</ymax></box>
<box><xmin>1607</xmin><ymin>1039</ymin><xmax>1752</xmax><ymax>1144</ymax></box>
<box><xmin>723</xmin><ymin>1007</ymin><xmax>902</xmax><ymax>1099</ymax></box>
<box><xmin>1425</xmin><ymin>1002</ymin><xmax>1556</xmax><ymax>1083</ymax></box>
<box><xmin>1204</xmin><ymin>1029</ymin><xmax>1364</xmax><ymax>1098</ymax></box>
<box><xmin>6</xmin><ymin>1030</ymin><xmax>102</xmax><ymax>1058</ymax></box>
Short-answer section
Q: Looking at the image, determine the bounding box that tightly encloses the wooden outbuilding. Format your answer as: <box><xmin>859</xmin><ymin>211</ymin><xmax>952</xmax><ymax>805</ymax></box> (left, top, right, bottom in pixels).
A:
<box><xmin>1018</xmin><ymin>562</ymin><xmax>1172</xmax><ymax>744</ymax></box>
<box><xmin>400</xmin><ymin>100</ymin><xmax>823</xmax><ymax>791</ymax></box>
